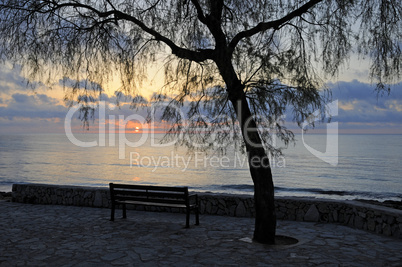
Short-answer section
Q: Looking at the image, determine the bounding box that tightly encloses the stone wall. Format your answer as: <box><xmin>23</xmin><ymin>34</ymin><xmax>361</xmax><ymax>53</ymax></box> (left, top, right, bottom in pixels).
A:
<box><xmin>12</xmin><ymin>183</ymin><xmax>402</xmax><ymax>239</ymax></box>
<box><xmin>12</xmin><ymin>184</ymin><xmax>110</xmax><ymax>208</ymax></box>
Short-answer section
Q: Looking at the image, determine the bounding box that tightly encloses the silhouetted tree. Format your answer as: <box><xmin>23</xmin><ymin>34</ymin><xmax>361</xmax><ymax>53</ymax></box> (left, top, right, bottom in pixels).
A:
<box><xmin>0</xmin><ymin>0</ymin><xmax>400</xmax><ymax>244</ymax></box>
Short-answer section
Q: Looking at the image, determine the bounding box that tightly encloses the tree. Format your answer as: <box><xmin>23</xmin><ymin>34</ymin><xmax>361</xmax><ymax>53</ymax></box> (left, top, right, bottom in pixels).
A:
<box><xmin>0</xmin><ymin>0</ymin><xmax>400</xmax><ymax>244</ymax></box>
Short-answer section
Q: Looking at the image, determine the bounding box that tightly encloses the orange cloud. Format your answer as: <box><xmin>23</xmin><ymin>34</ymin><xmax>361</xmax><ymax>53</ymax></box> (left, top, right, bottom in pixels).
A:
<box><xmin>339</xmin><ymin>101</ymin><xmax>357</xmax><ymax>111</ymax></box>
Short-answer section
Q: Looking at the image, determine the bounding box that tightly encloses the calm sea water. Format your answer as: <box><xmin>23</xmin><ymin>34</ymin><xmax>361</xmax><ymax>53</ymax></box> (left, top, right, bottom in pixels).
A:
<box><xmin>0</xmin><ymin>133</ymin><xmax>401</xmax><ymax>201</ymax></box>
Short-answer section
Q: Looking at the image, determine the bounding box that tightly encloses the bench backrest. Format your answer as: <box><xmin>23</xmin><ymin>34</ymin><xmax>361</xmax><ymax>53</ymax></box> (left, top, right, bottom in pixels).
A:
<box><xmin>109</xmin><ymin>183</ymin><xmax>189</xmax><ymax>205</ymax></box>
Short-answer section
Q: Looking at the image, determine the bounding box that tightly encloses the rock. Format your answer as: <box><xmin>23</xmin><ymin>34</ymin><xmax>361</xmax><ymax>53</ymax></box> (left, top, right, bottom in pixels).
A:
<box><xmin>93</xmin><ymin>191</ymin><xmax>102</xmax><ymax>207</ymax></box>
<box><xmin>332</xmin><ymin>210</ymin><xmax>338</xmax><ymax>222</ymax></box>
<box><xmin>296</xmin><ymin>209</ymin><xmax>305</xmax><ymax>221</ymax></box>
<box><xmin>354</xmin><ymin>215</ymin><xmax>365</xmax><ymax>229</ymax></box>
<box><xmin>358</xmin><ymin>211</ymin><xmax>366</xmax><ymax>218</ymax></box>
<box><xmin>383</xmin><ymin>224</ymin><xmax>392</xmax><ymax>236</ymax></box>
<box><xmin>235</xmin><ymin>201</ymin><xmax>246</xmax><ymax>217</ymax></box>
<box><xmin>386</xmin><ymin>215</ymin><xmax>395</xmax><ymax>225</ymax></box>
<box><xmin>367</xmin><ymin>219</ymin><xmax>376</xmax><ymax>231</ymax></box>
<box><xmin>318</xmin><ymin>203</ymin><xmax>329</xmax><ymax>213</ymax></box>
<box><xmin>304</xmin><ymin>204</ymin><xmax>320</xmax><ymax>222</ymax></box>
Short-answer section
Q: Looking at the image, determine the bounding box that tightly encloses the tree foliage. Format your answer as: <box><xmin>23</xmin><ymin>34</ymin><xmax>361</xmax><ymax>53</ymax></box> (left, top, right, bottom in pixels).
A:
<box><xmin>1</xmin><ymin>1</ymin><xmax>400</xmax><ymax>147</ymax></box>
<box><xmin>0</xmin><ymin>0</ymin><xmax>402</xmax><ymax>140</ymax></box>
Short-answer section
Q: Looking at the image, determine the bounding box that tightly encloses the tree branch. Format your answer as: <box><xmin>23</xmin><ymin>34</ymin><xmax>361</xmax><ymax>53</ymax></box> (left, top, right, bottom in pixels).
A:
<box><xmin>111</xmin><ymin>9</ymin><xmax>213</xmax><ymax>62</ymax></box>
<box><xmin>229</xmin><ymin>0</ymin><xmax>323</xmax><ymax>51</ymax></box>
<box><xmin>44</xmin><ymin>1</ymin><xmax>214</xmax><ymax>63</ymax></box>
<box><xmin>190</xmin><ymin>0</ymin><xmax>207</xmax><ymax>25</ymax></box>
<box><xmin>139</xmin><ymin>0</ymin><xmax>162</xmax><ymax>15</ymax></box>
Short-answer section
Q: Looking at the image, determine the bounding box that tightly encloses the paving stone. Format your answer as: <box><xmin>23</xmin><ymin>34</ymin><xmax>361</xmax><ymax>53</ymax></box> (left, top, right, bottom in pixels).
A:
<box><xmin>101</xmin><ymin>252</ymin><xmax>126</xmax><ymax>261</ymax></box>
<box><xmin>0</xmin><ymin>202</ymin><xmax>401</xmax><ymax>266</ymax></box>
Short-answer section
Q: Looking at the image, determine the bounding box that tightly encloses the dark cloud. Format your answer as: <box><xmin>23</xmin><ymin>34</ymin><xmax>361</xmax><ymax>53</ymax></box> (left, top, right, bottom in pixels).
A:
<box><xmin>281</xmin><ymin>80</ymin><xmax>402</xmax><ymax>130</ymax></box>
<box><xmin>330</xmin><ymin>80</ymin><xmax>402</xmax><ymax>101</ymax></box>
<box><xmin>100</xmin><ymin>93</ymin><xmax>111</xmax><ymax>102</ymax></box>
<box><xmin>0</xmin><ymin>93</ymin><xmax>67</xmax><ymax>119</ymax></box>
<box><xmin>12</xmin><ymin>93</ymin><xmax>29</xmax><ymax>103</ymax></box>
<box><xmin>0</xmin><ymin>91</ymin><xmax>148</xmax><ymax>123</ymax></box>
<box><xmin>328</xmin><ymin>80</ymin><xmax>402</xmax><ymax>125</ymax></box>
<box><xmin>36</xmin><ymin>93</ymin><xmax>60</xmax><ymax>105</ymax></box>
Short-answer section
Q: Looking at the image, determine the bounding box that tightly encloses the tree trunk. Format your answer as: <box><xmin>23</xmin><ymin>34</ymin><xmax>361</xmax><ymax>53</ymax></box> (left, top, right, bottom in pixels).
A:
<box><xmin>248</xmin><ymin>148</ymin><xmax>276</xmax><ymax>244</ymax></box>
<box><xmin>228</xmin><ymin>92</ymin><xmax>277</xmax><ymax>244</ymax></box>
<box><xmin>215</xmin><ymin>53</ymin><xmax>276</xmax><ymax>244</ymax></box>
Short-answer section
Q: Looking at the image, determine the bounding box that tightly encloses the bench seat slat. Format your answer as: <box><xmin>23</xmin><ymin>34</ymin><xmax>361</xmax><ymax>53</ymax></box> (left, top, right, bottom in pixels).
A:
<box><xmin>114</xmin><ymin>196</ymin><xmax>187</xmax><ymax>205</ymax></box>
<box><xmin>114</xmin><ymin>200</ymin><xmax>188</xmax><ymax>209</ymax></box>
<box><xmin>113</xmin><ymin>189</ymin><xmax>186</xmax><ymax>199</ymax></box>
<box><xmin>111</xmin><ymin>183</ymin><xmax>188</xmax><ymax>192</ymax></box>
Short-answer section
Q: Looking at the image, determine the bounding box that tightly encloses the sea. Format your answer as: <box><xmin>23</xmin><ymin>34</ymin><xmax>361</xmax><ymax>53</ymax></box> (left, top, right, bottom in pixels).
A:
<box><xmin>0</xmin><ymin>133</ymin><xmax>401</xmax><ymax>202</ymax></box>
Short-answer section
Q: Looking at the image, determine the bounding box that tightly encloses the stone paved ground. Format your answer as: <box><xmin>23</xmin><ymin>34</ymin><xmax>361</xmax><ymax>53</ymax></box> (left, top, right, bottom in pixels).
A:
<box><xmin>0</xmin><ymin>201</ymin><xmax>401</xmax><ymax>266</ymax></box>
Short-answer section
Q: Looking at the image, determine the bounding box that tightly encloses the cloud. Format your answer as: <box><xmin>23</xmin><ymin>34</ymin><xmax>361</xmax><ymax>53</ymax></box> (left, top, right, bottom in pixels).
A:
<box><xmin>0</xmin><ymin>88</ymin><xmax>152</xmax><ymax>134</ymax></box>
<box><xmin>0</xmin><ymin>65</ymin><xmax>26</xmax><ymax>93</ymax></box>
<box><xmin>0</xmin><ymin>91</ymin><xmax>68</xmax><ymax>133</ymax></box>
<box><xmin>0</xmin><ymin>116</ymin><xmax>66</xmax><ymax>134</ymax></box>
<box><xmin>328</xmin><ymin>80</ymin><xmax>402</xmax><ymax>125</ymax></box>
<box><xmin>330</xmin><ymin>79</ymin><xmax>402</xmax><ymax>101</ymax></box>
<box><xmin>100</xmin><ymin>93</ymin><xmax>111</xmax><ymax>102</ymax></box>
<box><xmin>0</xmin><ymin>93</ymin><xmax>68</xmax><ymax>120</ymax></box>
<box><xmin>1</xmin><ymin>61</ymin><xmax>401</xmax><ymax>135</ymax></box>
<box><xmin>12</xmin><ymin>93</ymin><xmax>30</xmax><ymax>103</ymax></box>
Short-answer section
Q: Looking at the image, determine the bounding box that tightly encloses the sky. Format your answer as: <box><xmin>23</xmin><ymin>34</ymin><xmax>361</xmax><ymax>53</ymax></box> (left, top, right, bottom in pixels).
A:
<box><xmin>0</xmin><ymin>61</ymin><xmax>401</xmax><ymax>135</ymax></box>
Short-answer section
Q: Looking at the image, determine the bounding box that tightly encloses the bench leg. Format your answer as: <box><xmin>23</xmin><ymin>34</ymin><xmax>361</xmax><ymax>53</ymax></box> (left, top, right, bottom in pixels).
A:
<box><xmin>186</xmin><ymin>209</ymin><xmax>190</xmax><ymax>228</ymax></box>
<box><xmin>122</xmin><ymin>204</ymin><xmax>127</xmax><ymax>219</ymax></box>
<box><xmin>110</xmin><ymin>203</ymin><xmax>115</xmax><ymax>221</ymax></box>
<box><xmin>195</xmin><ymin>208</ymin><xmax>199</xmax><ymax>225</ymax></box>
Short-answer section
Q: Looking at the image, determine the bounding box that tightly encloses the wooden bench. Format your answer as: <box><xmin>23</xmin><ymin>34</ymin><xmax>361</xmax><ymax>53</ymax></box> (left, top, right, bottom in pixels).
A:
<box><xmin>109</xmin><ymin>183</ymin><xmax>199</xmax><ymax>228</ymax></box>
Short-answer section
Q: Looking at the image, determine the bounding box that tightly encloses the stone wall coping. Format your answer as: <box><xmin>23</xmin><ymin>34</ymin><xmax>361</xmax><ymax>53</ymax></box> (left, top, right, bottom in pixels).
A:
<box><xmin>12</xmin><ymin>183</ymin><xmax>107</xmax><ymax>191</ymax></box>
